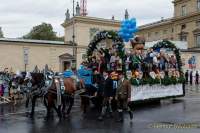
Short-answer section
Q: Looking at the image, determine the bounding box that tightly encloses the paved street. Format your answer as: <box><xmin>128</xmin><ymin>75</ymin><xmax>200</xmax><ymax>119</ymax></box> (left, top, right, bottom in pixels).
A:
<box><xmin>1</xmin><ymin>85</ymin><xmax>200</xmax><ymax>133</ymax></box>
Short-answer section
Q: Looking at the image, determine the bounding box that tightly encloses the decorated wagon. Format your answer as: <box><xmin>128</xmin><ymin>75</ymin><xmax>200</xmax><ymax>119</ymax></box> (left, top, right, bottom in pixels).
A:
<box><xmin>86</xmin><ymin>17</ymin><xmax>185</xmax><ymax>103</ymax></box>
<box><xmin>86</xmin><ymin>30</ymin><xmax>185</xmax><ymax>102</ymax></box>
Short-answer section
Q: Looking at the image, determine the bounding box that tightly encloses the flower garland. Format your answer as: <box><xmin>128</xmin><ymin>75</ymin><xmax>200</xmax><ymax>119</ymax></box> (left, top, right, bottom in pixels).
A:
<box><xmin>86</xmin><ymin>30</ymin><xmax>126</xmax><ymax>72</ymax></box>
<box><xmin>131</xmin><ymin>76</ymin><xmax>185</xmax><ymax>86</ymax></box>
<box><xmin>130</xmin><ymin>40</ymin><xmax>185</xmax><ymax>86</ymax></box>
<box><xmin>152</xmin><ymin>40</ymin><xmax>183</xmax><ymax>73</ymax></box>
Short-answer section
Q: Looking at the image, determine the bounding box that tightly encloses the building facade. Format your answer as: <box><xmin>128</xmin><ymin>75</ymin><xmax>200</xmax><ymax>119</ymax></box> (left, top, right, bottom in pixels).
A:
<box><xmin>138</xmin><ymin>0</ymin><xmax>200</xmax><ymax>48</ymax></box>
<box><xmin>136</xmin><ymin>0</ymin><xmax>200</xmax><ymax>71</ymax></box>
<box><xmin>0</xmin><ymin>38</ymin><xmax>74</xmax><ymax>72</ymax></box>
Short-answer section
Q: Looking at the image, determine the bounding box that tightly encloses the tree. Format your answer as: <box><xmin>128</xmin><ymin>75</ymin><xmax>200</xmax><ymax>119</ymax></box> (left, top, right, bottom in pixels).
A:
<box><xmin>0</xmin><ymin>27</ymin><xmax>4</xmax><ymax>38</ymax></box>
<box><xmin>55</xmin><ymin>36</ymin><xmax>64</xmax><ymax>41</ymax></box>
<box><xmin>23</xmin><ymin>23</ymin><xmax>58</xmax><ymax>41</ymax></box>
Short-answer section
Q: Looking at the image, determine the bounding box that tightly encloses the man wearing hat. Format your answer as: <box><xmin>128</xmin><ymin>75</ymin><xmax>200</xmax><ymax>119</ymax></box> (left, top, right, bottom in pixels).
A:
<box><xmin>98</xmin><ymin>70</ymin><xmax>114</xmax><ymax>121</ymax></box>
<box><xmin>116</xmin><ymin>73</ymin><xmax>133</xmax><ymax>122</ymax></box>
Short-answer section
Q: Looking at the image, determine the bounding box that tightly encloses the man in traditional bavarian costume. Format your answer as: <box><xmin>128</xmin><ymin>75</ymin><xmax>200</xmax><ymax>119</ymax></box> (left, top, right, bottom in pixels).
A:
<box><xmin>116</xmin><ymin>72</ymin><xmax>133</xmax><ymax>122</ymax></box>
<box><xmin>98</xmin><ymin>70</ymin><xmax>114</xmax><ymax>121</ymax></box>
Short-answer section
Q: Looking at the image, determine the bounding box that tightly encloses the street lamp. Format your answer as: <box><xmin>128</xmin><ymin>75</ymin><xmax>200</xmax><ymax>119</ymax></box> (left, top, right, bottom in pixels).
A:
<box><xmin>72</xmin><ymin>0</ymin><xmax>76</xmax><ymax>57</ymax></box>
<box><xmin>70</xmin><ymin>0</ymin><xmax>77</xmax><ymax>68</ymax></box>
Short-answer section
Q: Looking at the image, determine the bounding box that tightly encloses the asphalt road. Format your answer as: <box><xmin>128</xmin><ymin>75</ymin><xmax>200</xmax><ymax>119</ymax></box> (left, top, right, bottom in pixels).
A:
<box><xmin>1</xmin><ymin>85</ymin><xmax>200</xmax><ymax>133</ymax></box>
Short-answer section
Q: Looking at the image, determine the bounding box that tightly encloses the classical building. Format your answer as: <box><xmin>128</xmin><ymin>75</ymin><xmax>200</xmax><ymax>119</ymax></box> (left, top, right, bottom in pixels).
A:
<box><xmin>0</xmin><ymin>38</ymin><xmax>75</xmax><ymax>72</ymax></box>
<box><xmin>137</xmin><ymin>0</ymin><xmax>200</xmax><ymax>70</ymax></box>
<box><xmin>138</xmin><ymin>0</ymin><xmax>200</xmax><ymax>48</ymax></box>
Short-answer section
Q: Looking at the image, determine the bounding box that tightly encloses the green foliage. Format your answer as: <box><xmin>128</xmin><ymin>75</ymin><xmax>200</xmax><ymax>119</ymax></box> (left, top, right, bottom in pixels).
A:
<box><xmin>131</xmin><ymin>76</ymin><xmax>184</xmax><ymax>86</ymax></box>
<box><xmin>87</xmin><ymin>30</ymin><xmax>126</xmax><ymax>73</ymax></box>
<box><xmin>161</xmin><ymin>76</ymin><xmax>173</xmax><ymax>86</ymax></box>
<box><xmin>140</xmin><ymin>78</ymin><xmax>149</xmax><ymax>85</ymax></box>
<box><xmin>130</xmin><ymin>78</ymin><xmax>140</xmax><ymax>86</ymax></box>
<box><xmin>87</xmin><ymin>30</ymin><xmax>124</xmax><ymax>57</ymax></box>
<box><xmin>152</xmin><ymin>40</ymin><xmax>183</xmax><ymax>73</ymax></box>
<box><xmin>141</xmin><ymin>77</ymin><xmax>160</xmax><ymax>86</ymax></box>
<box><xmin>152</xmin><ymin>40</ymin><xmax>177</xmax><ymax>49</ymax></box>
<box><xmin>55</xmin><ymin>36</ymin><xmax>64</xmax><ymax>41</ymax></box>
<box><xmin>0</xmin><ymin>27</ymin><xmax>4</xmax><ymax>38</ymax></box>
<box><xmin>23</xmin><ymin>23</ymin><xmax>61</xmax><ymax>41</ymax></box>
<box><xmin>178</xmin><ymin>76</ymin><xmax>186</xmax><ymax>84</ymax></box>
<box><xmin>153</xmin><ymin>78</ymin><xmax>161</xmax><ymax>85</ymax></box>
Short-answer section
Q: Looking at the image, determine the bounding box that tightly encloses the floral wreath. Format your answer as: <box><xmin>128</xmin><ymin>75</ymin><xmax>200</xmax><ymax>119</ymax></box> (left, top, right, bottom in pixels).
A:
<box><xmin>130</xmin><ymin>40</ymin><xmax>185</xmax><ymax>86</ymax></box>
<box><xmin>152</xmin><ymin>40</ymin><xmax>182</xmax><ymax>73</ymax></box>
<box><xmin>86</xmin><ymin>30</ymin><xmax>126</xmax><ymax>72</ymax></box>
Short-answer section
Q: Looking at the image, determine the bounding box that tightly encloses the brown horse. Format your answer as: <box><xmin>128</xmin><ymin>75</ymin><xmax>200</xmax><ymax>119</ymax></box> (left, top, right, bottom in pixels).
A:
<box><xmin>45</xmin><ymin>77</ymin><xmax>62</xmax><ymax>119</ymax></box>
<box><xmin>45</xmin><ymin>76</ymin><xmax>80</xmax><ymax>119</ymax></box>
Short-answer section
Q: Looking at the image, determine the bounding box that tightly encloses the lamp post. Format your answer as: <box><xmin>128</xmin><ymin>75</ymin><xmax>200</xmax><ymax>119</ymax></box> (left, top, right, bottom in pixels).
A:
<box><xmin>72</xmin><ymin>0</ymin><xmax>77</xmax><ymax>68</ymax></box>
<box><xmin>72</xmin><ymin>0</ymin><xmax>75</xmax><ymax>57</ymax></box>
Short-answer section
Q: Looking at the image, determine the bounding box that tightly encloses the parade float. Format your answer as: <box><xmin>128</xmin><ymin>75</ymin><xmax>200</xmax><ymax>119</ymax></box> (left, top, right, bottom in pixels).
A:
<box><xmin>129</xmin><ymin>40</ymin><xmax>185</xmax><ymax>102</ymax></box>
<box><xmin>86</xmin><ymin>18</ymin><xmax>185</xmax><ymax>102</ymax></box>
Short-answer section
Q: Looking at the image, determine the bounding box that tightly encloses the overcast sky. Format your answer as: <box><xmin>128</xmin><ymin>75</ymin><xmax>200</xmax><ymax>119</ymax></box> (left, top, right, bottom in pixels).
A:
<box><xmin>0</xmin><ymin>0</ymin><xmax>174</xmax><ymax>38</ymax></box>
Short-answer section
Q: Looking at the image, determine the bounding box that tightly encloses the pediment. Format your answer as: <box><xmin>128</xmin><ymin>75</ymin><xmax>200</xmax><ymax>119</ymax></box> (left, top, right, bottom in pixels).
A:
<box><xmin>193</xmin><ymin>28</ymin><xmax>200</xmax><ymax>34</ymax></box>
<box><xmin>59</xmin><ymin>53</ymin><xmax>74</xmax><ymax>59</ymax></box>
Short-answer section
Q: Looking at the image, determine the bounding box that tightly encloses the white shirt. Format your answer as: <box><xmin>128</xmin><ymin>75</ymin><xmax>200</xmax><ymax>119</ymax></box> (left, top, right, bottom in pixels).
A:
<box><xmin>104</xmin><ymin>75</ymin><xmax>108</xmax><ymax>80</ymax></box>
<box><xmin>153</xmin><ymin>56</ymin><xmax>158</xmax><ymax>64</ymax></box>
<box><xmin>121</xmin><ymin>78</ymin><xmax>124</xmax><ymax>83</ymax></box>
